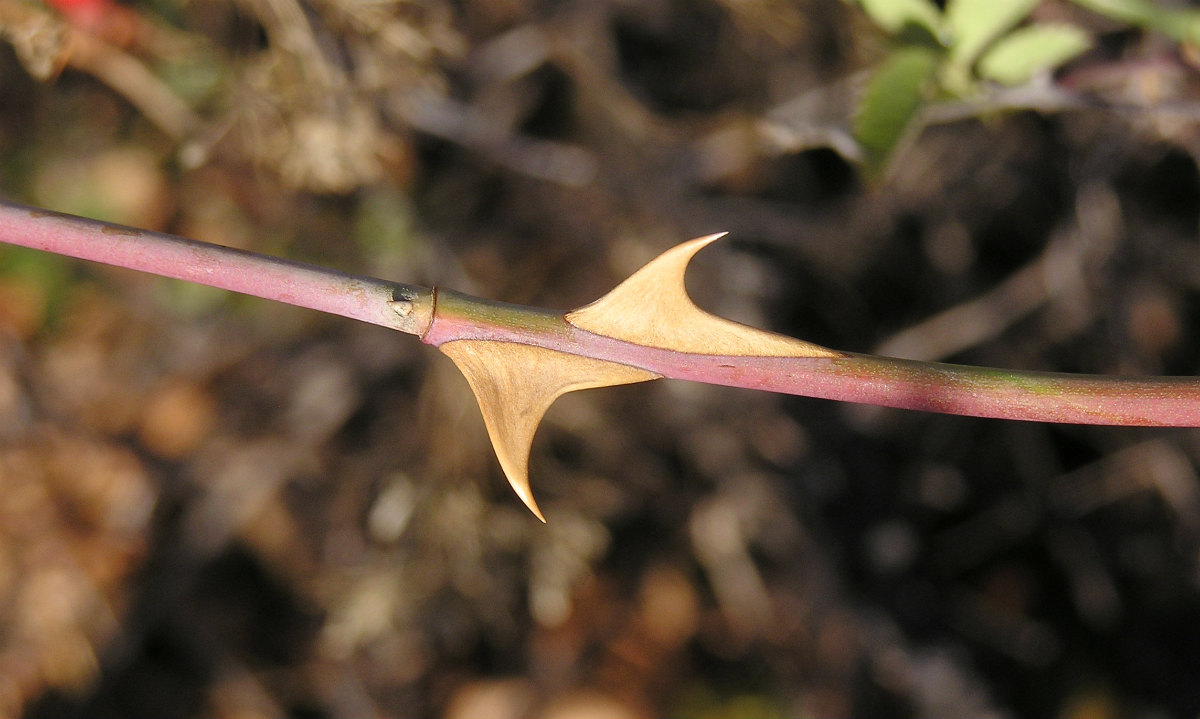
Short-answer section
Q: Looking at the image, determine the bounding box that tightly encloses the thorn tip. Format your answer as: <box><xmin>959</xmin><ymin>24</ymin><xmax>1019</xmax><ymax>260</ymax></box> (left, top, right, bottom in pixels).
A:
<box><xmin>522</xmin><ymin>494</ymin><xmax>547</xmax><ymax>522</ymax></box>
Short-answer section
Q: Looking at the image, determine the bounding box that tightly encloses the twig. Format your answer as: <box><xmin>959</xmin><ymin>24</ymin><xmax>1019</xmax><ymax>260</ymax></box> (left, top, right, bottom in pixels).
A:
<box><xmin>0</xmin><ymin>200</ymin><xmax>430</xmax><ymax>335</ymax></box>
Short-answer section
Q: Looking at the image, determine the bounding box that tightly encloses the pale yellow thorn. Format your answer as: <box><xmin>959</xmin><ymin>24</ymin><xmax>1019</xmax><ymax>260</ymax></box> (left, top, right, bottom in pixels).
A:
<box><xmin>440</xmin><ymin>340</ymin><xmax>658</xmax><ymax>520</ymax></box>
<box><xmin>567</xmin><ymin>233</ymin><xmax>842</xmax><ymax>358</ymax></box>
<box><xmin>439</xmin><ymin>234</ymin><xmax>840</xmax><ymax>519</ymax></box>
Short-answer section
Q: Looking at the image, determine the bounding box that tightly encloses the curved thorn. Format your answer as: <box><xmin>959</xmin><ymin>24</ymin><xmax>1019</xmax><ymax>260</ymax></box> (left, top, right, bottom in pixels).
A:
<box><xmin>566</xmin><ymin>233</ymin><xmax>842</xmax><ymax>358</ymax></box>
<box><xmin>439</xmin><ymin>340</ymin><xmax>658</xmax><ymax>520</ymax></box>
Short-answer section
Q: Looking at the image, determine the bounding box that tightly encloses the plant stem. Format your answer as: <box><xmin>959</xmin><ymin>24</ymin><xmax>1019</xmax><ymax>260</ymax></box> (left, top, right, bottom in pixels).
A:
<box><xmin>3</xmin><ymin>198</ymin><xmax>1199</xmax><ymax>427</ymax></box>
<box><xmin>429</xmin><ymin>289</ymin><xmax>1200</xmax><ymax>426</ymax></box>
<box><xmin>0</xmin><ymin>199</ymin><xmax>433</xmax><ymax>334</ymax></box>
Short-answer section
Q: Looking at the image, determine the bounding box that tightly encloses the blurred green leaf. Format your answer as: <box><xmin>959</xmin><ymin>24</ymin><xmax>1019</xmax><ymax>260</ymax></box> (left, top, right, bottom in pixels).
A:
<box><xmin>1070</xmin><ymin>0</ymin><xmax>1200</xmax><ymax>43</ymax></box>
<box><xmin>853</xmin><ymin>45</ymin><xmax>938</xmax><ymax>172</ymax></box>
<box><xmin>673</xmin><ymin>684</ymin><xmax>786</xmax><ymax>719</ymax></box>
<box><xmin>945</xmin><ymin>0</ymin><xmax>1040</xmax><ymax>69</ymax></box>
<box><xmin>857</xmin><ymin>0</ymin><xmax>943</xmax><ymax>37</ymax></box>
<box><xmin>977</xmin><ymin>24</ymin><xmax>1092</xmax><ymax>85</ymax></box>
<box><xmin>158</xmin><ymin>54</ymin><xmax>228</xmax><ymax>105</ymax></box>
<box><xmin>354</xmin><ymin>188</ymin><xmax>416</xmax><ymax>254</ymax></box>
<box><xmin>154</xmin><ymin>279</ymin><xmax>229</xmax><ymax>318</ymax></box>
<box><xmin>1</xmin><ymin>246</ymin><xmax>70</xmax><ymax>290</ymax></box>
<box><xmin>0</xmin><ymin>246</ymin><xmax>72</xmax><ymax>330</ymax></box>
<box><xmin>353</xmin><ymin>186</ymin><xmax>423</xmax><ymax>277</ymax></box>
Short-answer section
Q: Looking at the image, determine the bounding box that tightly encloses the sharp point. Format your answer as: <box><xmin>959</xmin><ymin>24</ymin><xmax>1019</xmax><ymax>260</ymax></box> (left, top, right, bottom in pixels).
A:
<box><xmin>516</xmin><ymin>488</ymin><xmax>547</xmax><ymax>522</ymax></box>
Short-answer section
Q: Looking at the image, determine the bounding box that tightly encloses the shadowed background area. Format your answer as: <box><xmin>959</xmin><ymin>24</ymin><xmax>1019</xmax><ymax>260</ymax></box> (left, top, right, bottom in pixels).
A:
<box><xmin>2</xmin><ymin>0</ymin><xmax>1200</xmax><ymax>716</ymax></box>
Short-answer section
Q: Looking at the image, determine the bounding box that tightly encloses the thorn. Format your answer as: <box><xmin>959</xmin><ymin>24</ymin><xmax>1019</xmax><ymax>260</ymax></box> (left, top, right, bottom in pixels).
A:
<box><xmin>566</xmin><ymin>232</ymin><xmax>842</xmax><ymax>359</ymax></box>
<box><xmin>437</xmin><ymin>340</ymin><xmax>657</xmax><ymax>523</ymax></box>
<box><xmin>517</xmin><ymin>489</ymin><xmax>547</xmax><ymax>523</ymax></box>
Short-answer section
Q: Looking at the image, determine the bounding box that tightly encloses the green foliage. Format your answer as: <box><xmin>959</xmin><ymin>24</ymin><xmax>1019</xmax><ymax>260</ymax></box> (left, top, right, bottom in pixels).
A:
<box><xmin>0</xmin><ymin>246</ymin><xmax>72</xmax><ymax>331</ymax></box>
<box><xmin>1070</xmin><ymin>0</ymin><xmax>1200</xmax><ymax>43</ymax></box>
<box><xmin>857</xmin><ymin>0</ymin><xmax>940</xmax><ymax>36</ymax></box>
<box><xmin>854</xmin><ymin>47</ymin><xmax>938</xmax><ymax>169</ymax></box>
<box><xmin>851</xmin><ymin>0</ymin><xmax>1093</xmax><ymax>174</ymax></box>
<box><xmin>353</xmin><ymin>187</ymin><xmax>420</xmax><ymax>264</ymax></box>
<box><xmin>852</xmin><ymin>0</ymin><xmax>1200</xmax><ymax>174</ymax></box>
<box><xmin>944</xmin><ymin>0</ymin><xmax>1040</xmax><ymax>69</ymax></box>
<box><xmin>158</xmin><ymin>53</ymin><xmax>229</xmax><ymax>106</ymax></box>
<box><xmin>977</xmin><ymin>24</ymin><xmax>1093</xmax><ymax>86</ymax></box>
<box><xmin>673</xmin><ymin>684</ymin><xmax>786</xmax><ymax>719</ymax></box>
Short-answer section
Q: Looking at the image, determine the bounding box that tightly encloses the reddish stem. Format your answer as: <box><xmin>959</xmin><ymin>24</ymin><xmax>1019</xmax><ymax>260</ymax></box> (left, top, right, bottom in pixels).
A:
<box><xmin>3</xmin><ymin>199</ymin><xmax>1198</xmax><ymax>427</ymax></box>
<box><xmin>0</xmin><ymin>200</ymin><xmax>431</xmax><ymax>333</ymax></box>
<box><xmin>427</xmin><ymin>289</ymin><xmax>1200</xmax><ymax>426</ymax></box>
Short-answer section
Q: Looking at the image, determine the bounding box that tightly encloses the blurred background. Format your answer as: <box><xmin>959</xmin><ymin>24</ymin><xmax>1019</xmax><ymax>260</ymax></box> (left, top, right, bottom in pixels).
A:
<box><xmin>3</xmin><ymin>0</ymin><xmax>1200</xmax><ymax>716</ymax></box>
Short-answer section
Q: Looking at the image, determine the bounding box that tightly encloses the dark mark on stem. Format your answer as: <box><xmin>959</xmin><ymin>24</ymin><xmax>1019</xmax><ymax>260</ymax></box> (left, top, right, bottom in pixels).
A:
<box><xmin>100</xmin><ymin>225</ymin><xmax>143</xmax><ymax>237</ymax></box>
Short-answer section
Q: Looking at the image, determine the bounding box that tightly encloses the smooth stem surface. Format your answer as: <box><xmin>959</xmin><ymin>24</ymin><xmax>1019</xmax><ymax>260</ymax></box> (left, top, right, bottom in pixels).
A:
<box><xmin>427</xmin><ymin>290</ymin><xmax>1200</xmax><ymax>426</ymax></box>
<box><xmin>671</xmin><ymin>353</ymin><xmax>1200</xmax><ymax>426</ymax></box>
<box><xmin>0</xmin><ymin>199</ymin><xmax>434</xmax><ymax>334</ymax></box>
<box><xmin>3</xmin><ymin>199</ymin><xmax>1198</xmax><ymax>427</ymax></box>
